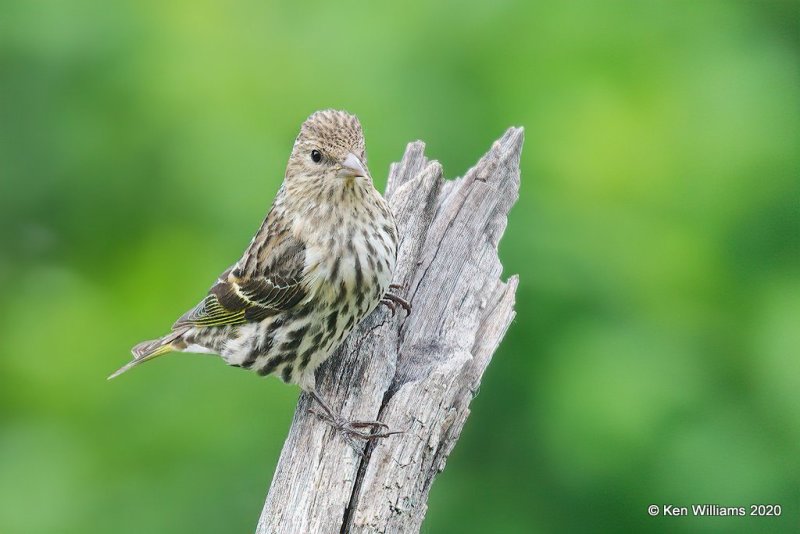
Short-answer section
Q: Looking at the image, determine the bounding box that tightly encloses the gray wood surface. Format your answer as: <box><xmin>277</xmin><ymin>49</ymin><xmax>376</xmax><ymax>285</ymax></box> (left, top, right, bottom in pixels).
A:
<box><xmin>256</xmin><ymin>127</ymin><xmax>523</xmax><ymax>534</ymax></box>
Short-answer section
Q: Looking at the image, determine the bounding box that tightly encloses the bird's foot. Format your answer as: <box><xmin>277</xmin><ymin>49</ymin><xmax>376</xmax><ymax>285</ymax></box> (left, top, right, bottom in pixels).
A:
<box><xmin>308</xmin><ymin>408</ymin><xmax>402</xmax><ymax>451</ymax></box>
<box><xmin>381</xmin><ymin>286</ymin><xmax>412</xmax><ymax>317</ymax></box>
<box><xmin>307</xmin><ymin>390</ymin><xmax>403</xmax><ymax>452</ymax></box>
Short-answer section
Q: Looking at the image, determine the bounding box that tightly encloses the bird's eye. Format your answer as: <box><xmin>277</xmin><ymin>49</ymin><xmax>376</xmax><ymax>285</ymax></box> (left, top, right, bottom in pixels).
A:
<box><xmin>310</xmin><ymin>149</ymin><xmax>322</xmax><ymax>163</ymax></box>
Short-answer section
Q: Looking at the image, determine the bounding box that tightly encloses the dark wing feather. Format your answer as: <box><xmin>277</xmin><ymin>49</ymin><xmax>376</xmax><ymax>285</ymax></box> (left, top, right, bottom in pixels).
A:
<box><xmin>173</xmin><ymin>234</ymin><xmax>307</xmax><ymax>329</ymax></box>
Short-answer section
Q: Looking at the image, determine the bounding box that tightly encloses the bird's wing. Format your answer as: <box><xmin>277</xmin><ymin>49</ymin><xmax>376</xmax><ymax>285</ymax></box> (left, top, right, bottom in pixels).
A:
<box><xmin>172</xmin><ymin>232</ymin><xmax>309</xmax><ymax>329</ymax></box>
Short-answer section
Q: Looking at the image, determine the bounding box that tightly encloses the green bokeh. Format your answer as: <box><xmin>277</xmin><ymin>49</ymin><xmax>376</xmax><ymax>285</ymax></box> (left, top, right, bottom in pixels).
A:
<box><xmin>1</xmin><ymin>1</ymin><xmax>798</xmax><ymax>533</ymax></box>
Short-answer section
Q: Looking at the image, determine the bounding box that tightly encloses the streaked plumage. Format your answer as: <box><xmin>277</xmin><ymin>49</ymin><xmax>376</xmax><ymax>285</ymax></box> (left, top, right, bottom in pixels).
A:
<box><xmin>111</xmin><ymin>110</ymin><xmax>408</xmax><ymax>438</ymax></box>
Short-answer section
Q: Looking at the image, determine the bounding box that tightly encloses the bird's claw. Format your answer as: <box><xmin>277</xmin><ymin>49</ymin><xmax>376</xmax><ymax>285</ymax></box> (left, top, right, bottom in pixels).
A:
<box><xmin>380</xmin><ymin>298</ymin><xmax>397</xmax><ymax>315</ymax></box>
<box><xmin>381</xmin><ymin>291</ymin><xmax>412</xmax><ymax>317</ymax></box>
<box><xmin>308</xmin><ymin>408</ymin><xmax>401</xmax><ymax>451</ymax></box>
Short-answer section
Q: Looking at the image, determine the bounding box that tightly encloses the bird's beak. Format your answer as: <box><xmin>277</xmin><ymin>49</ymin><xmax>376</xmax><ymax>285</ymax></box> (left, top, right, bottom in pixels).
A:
<box><xmin>340</xmin><ymin>152</ymin><xmax>368</xmax><ymax>178</ymax></box>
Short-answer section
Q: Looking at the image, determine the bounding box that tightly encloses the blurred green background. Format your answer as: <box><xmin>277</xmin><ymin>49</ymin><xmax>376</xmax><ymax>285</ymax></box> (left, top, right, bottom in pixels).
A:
<box><xmin>1</xmin><ymin>1</ymin><xmax>798</xmax><ymax>533</ymax></box>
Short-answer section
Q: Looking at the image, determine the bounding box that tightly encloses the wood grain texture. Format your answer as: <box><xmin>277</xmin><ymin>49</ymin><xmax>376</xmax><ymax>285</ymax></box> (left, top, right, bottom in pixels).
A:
<box><xmin>256</xmin><ymin>127</ymin><xmax>523</xmax><ymax>534</ymax></box>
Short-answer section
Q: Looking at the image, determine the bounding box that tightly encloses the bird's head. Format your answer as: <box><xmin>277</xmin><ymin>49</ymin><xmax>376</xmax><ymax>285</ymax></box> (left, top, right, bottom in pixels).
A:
<box><xmin>286</xmin><ymin>109</ymin><xmax>371</xmax><ymax>189</ymax></box>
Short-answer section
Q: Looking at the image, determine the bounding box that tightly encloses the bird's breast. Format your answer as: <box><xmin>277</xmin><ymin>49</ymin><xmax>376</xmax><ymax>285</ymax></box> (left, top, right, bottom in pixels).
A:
<box><xmin>305</xmin><ymin>210</ymin><xmax>396</xmax><ymax>310</ymax></box>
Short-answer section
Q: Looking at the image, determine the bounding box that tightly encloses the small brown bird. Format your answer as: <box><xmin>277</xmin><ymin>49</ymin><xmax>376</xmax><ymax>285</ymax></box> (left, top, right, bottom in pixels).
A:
<box><xmin>110</xmin><ymin>110</ymin><xmax>409</xmax><ymax>441</ymax></box>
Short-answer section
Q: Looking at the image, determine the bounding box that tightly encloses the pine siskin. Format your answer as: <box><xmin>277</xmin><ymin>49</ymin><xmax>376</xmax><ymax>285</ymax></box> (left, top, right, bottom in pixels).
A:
<box><xmin>110</xmin><ymin>109</ymin><xmax>410</xmax><ymax>440</ymax></box>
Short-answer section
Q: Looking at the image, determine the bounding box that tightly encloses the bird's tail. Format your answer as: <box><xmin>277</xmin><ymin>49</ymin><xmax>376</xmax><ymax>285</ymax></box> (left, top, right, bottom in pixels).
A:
<box><xmin>108</xmin><ymin>329</ymin><xmax>186</xmax><ymax>380</ymax></box>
